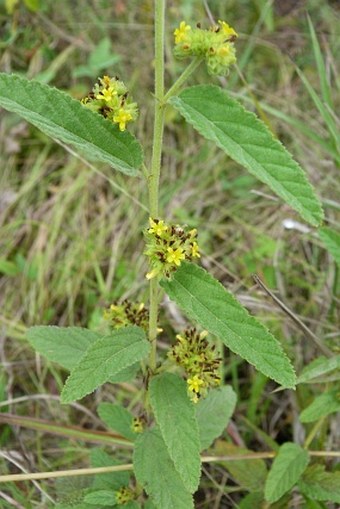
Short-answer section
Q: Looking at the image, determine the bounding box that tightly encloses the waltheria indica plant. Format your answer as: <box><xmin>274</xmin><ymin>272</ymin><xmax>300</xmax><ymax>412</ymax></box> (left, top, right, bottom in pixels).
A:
<box><xmin>1</xmin><ymin>3</ymin><xmax>339</xmax><ymax>508</ymax></box>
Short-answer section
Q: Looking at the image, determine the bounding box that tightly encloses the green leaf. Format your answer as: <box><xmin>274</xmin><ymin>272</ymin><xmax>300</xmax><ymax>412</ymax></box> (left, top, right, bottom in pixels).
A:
<box><xmin>90</xmin><ymin>449</ymin><xmax>130</xmax><ymax>490</ymax></box>
<box><xmin>0</xmin><ymin>73</ymin><xmax>142</xmax><ymax>175</ymax></box>
<box><xmin>196</xmin><ymin>386</ymin><xmax>237</xmax><ymax>451</ymax></box>
<box><xmin>97</xmin><ymin>403</ymin><xmax>136</xmax><ymax>441</ymax></box>
<box><xmin>133</xmin><ymin>429</ymin><xmax>194</xmax><ymax>509</ymax></box>
<box><xmin>144</xmin><ymin>501</ymin><xmax>157</xmax><ymax>509</ymax></box>
<box><xmin>264</xmin><ymin>442</ymin><xmax>310</xmax><ymax>503</ymax></box>
<box><xmin>297</xmin><ymin>355</ymin><xmax>340</xmax><ymax>384</ymax></box>
<box><xmin>109</xmin><ymin>363</ymin><xmax>140</xmax><ymax>383</ymax></box>
<box><xmin>319</xmin><ymin>227</ymin><xmax>340</xmax><ymax>266</ymax></box>
<box><xmin>149</xmin><ymin>373</ymin><xmax>201</xmax><ymax>493</ymax></box>
<box><xmin>61</xmin><ymin>326</ymin><xmax>150</xmax><ymax>403</ymax></box>
<box><xmin>23</xmin><ymin>0</ymin><xmax>41</xmax><ymax>12</ymax></box>
<box><xmin>214</xmin><ymin>442</ymin><xmax>267</xmax><ymax>492</ymax></box>
<box><xmin>161</xmin><ymin>263</ymin><xmax>296</xmax><ymax>388</ymax></box>
<box><xmin>238</xmin><ymin>492</ymin><xmax>264</xmax><ymax>509</ymax></box>
<box><xmin>83</xmin><ymin>490</ymin><xmax>116</xmax><ymax>506</ymax></box>
<box><xmin>26</xmin><ymin>326</ymin><xmax>101</xmax><ymax>371</ymax></box>
<box><xmin>0</xmin><ymin>258</ymin><xmax>20</xmax><ymax>276</ymax></box>
<box><xmin>299</xmin><ymin>465</ymin><xmax>340</xmax><ymax>504</ymax></box>
<box><xmin>300</xmin><ymin>389</ymin><xmax>340</xmax><ymax>423</ymax></box>
<box><xmin>169</xmin><ymin>85</ymin><xmax>323</xmax><ymax>226</ymax></box>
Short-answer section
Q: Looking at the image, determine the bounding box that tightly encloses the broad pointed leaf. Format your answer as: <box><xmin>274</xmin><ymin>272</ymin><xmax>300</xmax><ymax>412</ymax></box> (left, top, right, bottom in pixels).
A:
<box><xmin>161</xmin><ymin>263</ymin><xmax>296</xmax><ymax>388</ymax></box>
<box><xmin>61</xmin><ymin>326</ymin><xmax>150</xmax><ymax>403</ymax></box>
<box><xmin>214</xmin><ymin>442</ymin><xmax>267</xmax><ymax>492</ymax></box>
<box><xmin>27</xmin><ymin>326</ymin><xmax>140</xmax><ymax>383</ymax></box>
<box><xmin>90</xmin><ymin>449</ymin><xmax>130</xmax><ymax>490</ymax></box>
<box><xmin>83</xmin><ymin>490</ymin><xmax>117</xmax><ymax>506</ymax></box>
<box><xmin>27</xmin><ymin>326</ymin><xmax>100</xmax><ymax>371</ymax></box>
<box><xmin>149</xmin><ymin>373</ymin><xmax>201</xmax><ymax>492</ymax></box>
<box><xmin>169</xmin><ymin>85</ymin><xmax>323</xmax><ymax>226</ymax></box>
<box><xmin>97</xmin><ymin>403</ymin><xmax>136</xmax><ymax>441</ymax></box>
<box><xmin>299</xmin><ymin>465</ymin><xmax>340</xmax><ymax>504</ymax></box>
<box><xmin>319</xmin><ymin>227</ymin><xmax>340</xmax><ymax>266</ymax></box>
<box><xmin>133</xmin><ymin>428</ymin><xmax>194</xmax><ymax>509</ymax></box>
<box><xmin>196</xmin><ymin>386</ymin><xmax>237</xmax><ymax>451</ymax></box>
<box><xmin>300</xmin><ymin>389</ymin><xmax>340</xmax><ymax>423</ymax></box>
<box><xmin>0</xmin><ymin>73</ymin><xmax>143</xmax><ymax>175</ymax></box>
<box><xmin>264</xmin><ymin>442</ymin><xmax>310</xmax><ymax>503</ymax></box>
<box><xmin>297</xmin><ymin>355</ymin><xmax>340</xmax><ymax>384</ymax></box>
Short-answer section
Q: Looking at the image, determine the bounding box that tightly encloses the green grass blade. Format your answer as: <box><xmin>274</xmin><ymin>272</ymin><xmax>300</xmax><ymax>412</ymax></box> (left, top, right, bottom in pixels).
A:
<box><xmin>307</xmin><ymin>15</ymin><xmax>334</xmax><ymax>109</ymax></box>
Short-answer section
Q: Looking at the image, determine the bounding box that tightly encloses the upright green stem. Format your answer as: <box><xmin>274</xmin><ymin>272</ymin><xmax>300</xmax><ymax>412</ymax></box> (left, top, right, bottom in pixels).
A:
<box><xmin>148</xmin><ymin>0</ymin><xmax>166</xmax><ymax>371</ymax></box>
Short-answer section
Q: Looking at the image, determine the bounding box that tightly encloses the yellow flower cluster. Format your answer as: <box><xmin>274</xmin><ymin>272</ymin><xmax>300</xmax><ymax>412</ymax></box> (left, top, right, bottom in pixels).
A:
<box><xmin>103</xmin><ymin>300</ymin><xmax>149</xmax><ymax>330</ymax></box>
<box><xmin>115</xmin><ymin>486</ymin><xmax>134</xmax><ymax>504</ymax></box>
<box><xmin>168</xmin><ymin>328</ymin><xmax>221</xmax><ymax>403</ymax></box>
<box><xmin>131</xmin><ymin>416</ymin><xmax>145</xmax><ymax>434</ymax></box>
<box><xmin>173</xmin><ymin>20</ymin><xmax>238</xmax><ymax>75</ymax></box>
<box><xmin>81</xmin><ymin>75</ymin><xmax>138</xmax><ymax>131</ymax></box>
<box><xmin>144</xmin><ymin>218</ymin><xmax>200</xmax><ymax>280</ymax></box>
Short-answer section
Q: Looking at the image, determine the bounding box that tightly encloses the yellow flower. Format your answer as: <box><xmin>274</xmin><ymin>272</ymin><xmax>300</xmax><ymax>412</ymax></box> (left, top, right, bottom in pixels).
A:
<box><xmin>166</xmin><ymin>247</ymin><xmax>185</xmax><ymax>266</ymax></box>
<box><xmin>146</xmin><ymin>267</ymin><xmax>160</xmax><ymax>280</ymax></box>
<box><xmin>218</xmin><ymin>20</ymin><xmax>238</xmax><ymax>40</ymax></box>
<box><xmin>113</xmin><ymin>108</ymin><xmax>133</xmax><ymax>131</ymax></box>
<box><xmin>96</xmin><ymin>87</ymin><xmax>117</xmax><ymax>102</ymax></box>
<box><xmin>187</xmin><ymin>374</ymin><xmax>205</xmax><ymax>394</ymax></box>
<box><xmin>217</xmin><ymin>45</ymin><xmax>231</xmax><ymax>57</ymax></box>
<box><xmin>191</xmin><ymin>242</ymin><xmax>200</xmax><ymax>258</ymax></box>
<box><xmin>174</xmin><ymin>21</ymin><xmax>192</xmax><ymax>44</ymax></box>
<box><xmin>148</xmin><ymin>218</ymin><xmax>168</xmax><ymax>236</ymax></box>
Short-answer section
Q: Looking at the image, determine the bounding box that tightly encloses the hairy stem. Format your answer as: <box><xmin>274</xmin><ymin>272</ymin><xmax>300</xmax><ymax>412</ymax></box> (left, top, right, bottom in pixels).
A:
<box><xmin>148</xmin><ymin>0</ymin><xmax>166</xmax><ymax>371</ymax></box>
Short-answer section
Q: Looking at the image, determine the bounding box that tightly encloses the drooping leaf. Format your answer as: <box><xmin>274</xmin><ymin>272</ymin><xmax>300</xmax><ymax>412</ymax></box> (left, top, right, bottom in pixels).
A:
<box><xmin>83</xmin><ymin>490</ymin><xmax>116</xmax><ymax>506</ymax></box>
<box><xmin>61</xmin><ymin>326</ymin><xmax>150</xmax><ymax>403</ymax></box>
<box><xmin>97</xmin><ymin>403</ymin><xmax>136</xmax><ymax>441</ymax></box>
<box><xmin>149</xmin><ymin>373</ymin><xmax>201</xmax><ymax>493</ymax></box>
<box><xmin>214</xmin><ymin>441</ymin><xmax>267</xmax><ymax>492</ymax></box>
<box><xmin>133</xmin><ymin>428</ymin><xmax>194</xmax><ymax>509</ymax></box>
<box><xmin>264</xmin><ymin>442</ymin><xmax>310</xmax><ymax>503</ymax></box>
<box><xmin>297</xmin><ymin>355</ymin><xmax>340</xmax><ymax>384</ymax></box>
<box><xmin>300</xmin><ymin>389</ymin><xmax>340</xmax><ymax>423</ymax></box>
<box><xmin>169</xmin><ymin>85</ymin><xmax>323</xmax><ymax>226</ymax></box>
<box><xmin>196</xmin><ymin>386</ymin><xmax>237</xmax><ymax>451</ymax></box>
<box><xmin>0</xmin><ymin>73</ymin><xmax>143</xmax><ymax>175</ymax></box>
<box><xmin>298</xmin><ymin>465</ymin><xmax>340</xmax><ymax>504</ymax></box>
<box><xmin>161</xmin><ymin>263</ymin><xmax>296</xmax><ymax>388</ymax></box>
<box><xmin>26</xmin><ymin>326</ymin><xmax>100</xmax><ymax>371</ymax></box>
<box><xmin>319</xmin><ymin>227</ymin><xmax>340</xmax><ymax>266</ymax></box>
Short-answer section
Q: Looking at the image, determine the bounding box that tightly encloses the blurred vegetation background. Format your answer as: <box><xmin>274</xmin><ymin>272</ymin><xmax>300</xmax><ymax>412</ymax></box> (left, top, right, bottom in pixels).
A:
<box><xmin>0</xmin><ymin>0</ymin><xmax>339</xmax><ymax>507</ymax></box>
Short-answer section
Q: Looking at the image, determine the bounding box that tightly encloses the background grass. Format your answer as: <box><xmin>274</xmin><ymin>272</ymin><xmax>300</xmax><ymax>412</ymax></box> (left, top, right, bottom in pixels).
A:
<box><xmin>0</xmin><ymin>0</ymin><xmax>339</xmax><ymax>507</ymax></box>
